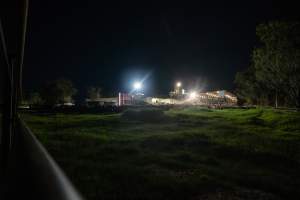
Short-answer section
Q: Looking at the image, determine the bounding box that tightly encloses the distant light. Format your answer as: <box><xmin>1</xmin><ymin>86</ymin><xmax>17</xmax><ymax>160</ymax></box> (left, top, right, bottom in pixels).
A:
<box><xmin>176</xmin><ymin>82</ymin><xmax>182</xmax><ymax>87</ymax></box>
<box><xmin>133</xmin><ymin>82</ymin><xmax>142</xmax><ymax>90</ymax></box>
<box><xmin>182</xmin><ymin>89</ymin><xmax>185</xmax><ymax>94</ymax></box>
<box><xmin>189</xmin><ymin>91</ymin><xmax>197</xmax><ymax>99</ymax></box>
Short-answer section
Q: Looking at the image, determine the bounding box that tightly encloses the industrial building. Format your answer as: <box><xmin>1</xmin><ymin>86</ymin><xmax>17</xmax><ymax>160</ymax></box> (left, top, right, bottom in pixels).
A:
<box><xmin>90</xmin><ymin>90</ymin><xmax>237</xmax><ymax>107</ymax></box>
<box><xmin>86</xmin><ymin>97</ymin><xmax>118</xmax><ymax>106</ymax></box>
<box><xmin>85</xmin><ymin>81</ymin><xmax>238</xmax><ymax>107</ymax></box>
<box><xmin>145</xmin><ymin>90</ymin><xmax>237</xmax><ymax>106</ymax></box>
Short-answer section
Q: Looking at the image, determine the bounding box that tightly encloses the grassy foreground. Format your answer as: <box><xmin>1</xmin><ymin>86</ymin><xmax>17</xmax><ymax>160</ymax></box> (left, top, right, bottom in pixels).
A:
<box><xmin>22</xmin><ymin>108</ymin><xmax>300</xmax><ymax>200</ymax></box>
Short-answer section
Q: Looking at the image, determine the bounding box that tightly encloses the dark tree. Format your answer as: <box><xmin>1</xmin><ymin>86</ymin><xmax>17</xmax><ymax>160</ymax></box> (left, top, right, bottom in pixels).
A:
<box><xmin>253</xmin><ymin>21</ymin><xmax>300</xmax><ymax>107</ymax></box>
<box><xmin>87</xmin><ymin>87</ymin><xmax>101</xmax><ymax>101</ymax></box>
<box><xmin>235</xmin><ymin>66</ymin><xmax>257</xmax><ymax>105</ymax></box>
<box><xmin>236</xmin><ymin>21</ymin><xmax>300</xmax><ymax>108</ymax></box>
<box><xmin>235</xmin><ymin>66</ymin><xmax>271</xmax><ymax>106</ymax></box>
<box><xmin>40</xmin><ymin>78</ymin><xmax>77</xmax><ymax>106</ymax></box>
<box><xmin>28</xmin><ymin>92</ymin><xmax>43</xmax><ymax>106</ymax></box>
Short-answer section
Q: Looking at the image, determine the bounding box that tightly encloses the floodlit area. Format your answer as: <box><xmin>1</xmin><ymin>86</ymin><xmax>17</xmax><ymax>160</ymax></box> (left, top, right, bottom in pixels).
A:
<box><xmin>23</xmin><ymin>107</ymin><xmax>300</xmax><ymax>200</ymax></box>
<box><xmin>86</xmin><ymin>80</ymin><xmax>238</xmax><ymax>107</ymax></box>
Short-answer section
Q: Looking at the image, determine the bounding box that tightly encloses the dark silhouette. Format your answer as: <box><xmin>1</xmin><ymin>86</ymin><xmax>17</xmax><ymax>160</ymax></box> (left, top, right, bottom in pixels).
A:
<box><xmin>236</xmin><ymin>21</ymin><xmax>300</xmax><ymax>108</ymax></box>
<box><xmin>40</xmin><ymin>78</ymin><xmax>77</xmax><ymax>106</ymax></box>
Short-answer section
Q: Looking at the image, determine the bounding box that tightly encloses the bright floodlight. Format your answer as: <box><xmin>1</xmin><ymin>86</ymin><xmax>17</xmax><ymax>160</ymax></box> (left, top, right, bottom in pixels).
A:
<box><xmin>176</xmin><ymin>82</ymin><xmax>182</xmax><ymax>87</ymax></box>
<box><xmin>133</xmin><ymin>82</ymin><xmax>142</xmax><ymax>90</ymax></box>
<box><xmin>189</xmin><ymin>91</ymin><xmax>197</xmax><ymax>99</ymax></box>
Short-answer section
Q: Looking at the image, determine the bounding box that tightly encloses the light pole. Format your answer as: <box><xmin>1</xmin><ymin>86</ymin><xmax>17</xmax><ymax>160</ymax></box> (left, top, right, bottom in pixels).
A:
<box><xmin>133</xmin><ymin>82</ymin><xmax>141</xmax><ymax>90</ymax></box>
<box><xmin>133</xmin><ymin>81</ymin><xmax>143</xmax><ymax>96</ymax></box>
<box><xmin>175</xmin><ymin>82</ymin><xmax>181</xmax><ymax>95</ymax></box>
<box><xmin>189</xmin><ymin>91</ymin><xmax>197</xmax><ymax>99</ymax></box>
<box><xmin>132</xmin><ymin>81</ymin><xmax>143</xmax><ymax>105</ymax></box>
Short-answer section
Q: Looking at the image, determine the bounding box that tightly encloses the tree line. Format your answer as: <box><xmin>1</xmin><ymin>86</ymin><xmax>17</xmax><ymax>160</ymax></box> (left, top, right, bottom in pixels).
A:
<box><xmin>235</xmin><ymin>21</ymin><xmax>300</xmax><ymax>108</ymax></box>
<box><xmin>23</xmin><ymin>78</ymin><xmax>102</xmax><ymax>107</ymax></box>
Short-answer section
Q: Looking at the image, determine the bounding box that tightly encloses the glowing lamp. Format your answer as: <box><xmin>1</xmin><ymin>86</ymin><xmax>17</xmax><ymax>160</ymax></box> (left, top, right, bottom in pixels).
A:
<box><xmin>189</xmin><ymin>91</ymin><xmax>197</xmax><ymax>99</ymax></box>
<box><xmin>133</xmin><ymin>82</ymin><xmax>142</xmax><ymax>90</ymax></box>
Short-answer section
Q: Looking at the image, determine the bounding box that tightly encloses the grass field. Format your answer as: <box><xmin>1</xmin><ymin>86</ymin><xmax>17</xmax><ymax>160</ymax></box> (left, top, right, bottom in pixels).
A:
<box><xmin>22</xmin><ymin>107</ymin><xmax>300</xmax><ymax>200</ymax></box>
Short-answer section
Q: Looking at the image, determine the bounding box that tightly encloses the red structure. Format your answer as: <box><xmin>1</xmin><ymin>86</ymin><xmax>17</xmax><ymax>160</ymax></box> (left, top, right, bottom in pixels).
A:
<box><xmin>118</xmin><ymin>93</ymin><xmax>133</xmax><ymax>106</ymax></box>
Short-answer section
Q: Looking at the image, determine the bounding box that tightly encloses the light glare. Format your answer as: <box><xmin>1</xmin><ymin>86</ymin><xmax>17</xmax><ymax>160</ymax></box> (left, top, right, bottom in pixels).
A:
<box><xmin>189</xmin><ymin>91</ymin><xmax>197</xmax><ymax>99</ymax></box>
<box><xmin>133</xmin><ymin>82</ymin><xmax>142</xmax><ymax>90</ymax></box>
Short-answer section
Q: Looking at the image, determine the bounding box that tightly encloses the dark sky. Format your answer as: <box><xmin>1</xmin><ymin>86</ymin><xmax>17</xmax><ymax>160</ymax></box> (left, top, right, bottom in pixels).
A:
<box><xmin>23</xmin><ymin>1</ymin><xmax>299</xmax><ymax>100</ymax></box>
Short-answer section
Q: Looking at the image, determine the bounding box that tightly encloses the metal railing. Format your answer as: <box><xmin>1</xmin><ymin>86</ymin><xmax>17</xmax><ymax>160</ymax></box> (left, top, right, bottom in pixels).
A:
<box><xmin>1</xmin><ymin>1</ymin><xmax>83</xmax><ymax>199</ymax></box>
<box><xmin>3</xmin><ymin>117</ymin><xmax>83</xmax><ymax>200</ymax></box>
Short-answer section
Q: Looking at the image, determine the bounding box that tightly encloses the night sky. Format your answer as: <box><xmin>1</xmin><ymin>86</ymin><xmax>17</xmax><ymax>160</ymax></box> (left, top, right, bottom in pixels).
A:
<box><xmin>23</xmin><ymin>1</ymin><xmax>299</xmax><ymax>101</ymax></box>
